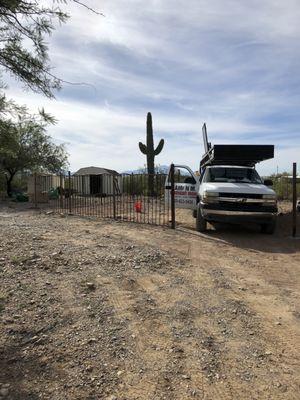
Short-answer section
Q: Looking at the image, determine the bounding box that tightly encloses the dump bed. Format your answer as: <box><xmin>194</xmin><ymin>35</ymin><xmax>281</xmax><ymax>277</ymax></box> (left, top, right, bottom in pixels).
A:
<box><xmin>200</xmin><ymin>144</ymin><xmax>274</xmax><ymax>168</ymax></box>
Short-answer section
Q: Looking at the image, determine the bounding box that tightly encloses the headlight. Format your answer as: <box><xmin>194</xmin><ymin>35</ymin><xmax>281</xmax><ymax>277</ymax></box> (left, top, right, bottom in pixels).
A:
<box><xmin>203</xmin><ymin>191</ymin><xmax>219</xmax><ymax>203</ymax></box>
<box><xmin>263</xmin><ymin>194</ymin><xmax>276</xmax><ymax>200</ymax></box>
<box><xmin>262</xmin><ymin>194</ymin><xmax>277</xmax><ymax>204</ymax></box>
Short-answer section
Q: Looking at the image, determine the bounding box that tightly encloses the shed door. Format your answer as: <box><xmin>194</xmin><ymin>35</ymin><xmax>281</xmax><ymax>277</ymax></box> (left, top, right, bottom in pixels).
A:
<box><xmin>90</xmin><ymin>175</ymin><xmax>102</xmax><ymax>195</ymax></box>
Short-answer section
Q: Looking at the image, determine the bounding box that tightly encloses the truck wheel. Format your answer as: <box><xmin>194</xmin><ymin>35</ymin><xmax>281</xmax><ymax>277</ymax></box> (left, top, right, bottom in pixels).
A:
<box><xmin>261</xmin><ymin>221</ymin><xmax>276</xmax><ymax>234</ymax></box>
<box><xmin>196</xmin><ymin>206</ymin><xmax>207</xmax><ymax>232</ymax></box>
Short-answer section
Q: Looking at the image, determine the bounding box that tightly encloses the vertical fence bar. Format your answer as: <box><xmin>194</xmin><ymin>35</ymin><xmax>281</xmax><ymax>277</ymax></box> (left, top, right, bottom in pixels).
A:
<box><xmin>170</xmin><ymin>163</ymin><xmax>175</xmax><ymax>229</ymax></box>
<box><xmin>292</xmin><ymin>162</ymin><xmax>297</xmax><ymax>237</ymax></box>
<box><xmin>130</xmin><ymin>176</ymin><xmax>132</xmax><ymax>221</ymax></box>
<box><xmin>34</xmin><ymin>172</ymin><xmax>38</xmax><ymax>209</ymax></box>
<box><xmin>81</xmin><ymin>175</ymin><xmax>83</xmax><ymax>216</ymax></box>
<box><xmin>121</xmin><ymin>175</ymin><xmax>124</xmax><ymax>221</ymax></box>
<box><xmin>113</xmin><ymin>176</ymin><xmax>116</xmax><ymax>219</ymax></box>
<box><xmin>68</xmin><ymin>171</ymin><xmax>72</xmax><ymax>214</ymax></box>
<box><xmin>158</xmin><ymin>175</ymin><xmax>161</xmax><ymax>226</ymax></box>
<box><xmin>59</xmin><ymin>173</ymin><xmax>63</xmax><ymax>211</ymax></box>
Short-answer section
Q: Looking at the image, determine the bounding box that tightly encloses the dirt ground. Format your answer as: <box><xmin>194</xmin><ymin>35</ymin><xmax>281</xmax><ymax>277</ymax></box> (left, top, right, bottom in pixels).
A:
<box><xmin>0</xmin><ymin>203</ymin><xmax>300</xmax><ymax>400</ymax></box>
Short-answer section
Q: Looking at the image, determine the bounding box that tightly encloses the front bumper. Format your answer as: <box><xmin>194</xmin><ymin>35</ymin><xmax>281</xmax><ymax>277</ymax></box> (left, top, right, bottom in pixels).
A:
<box><xmin>201</xmin><ymin>203</ymin><xmax>277</xmax><ymax>225</ymax></box>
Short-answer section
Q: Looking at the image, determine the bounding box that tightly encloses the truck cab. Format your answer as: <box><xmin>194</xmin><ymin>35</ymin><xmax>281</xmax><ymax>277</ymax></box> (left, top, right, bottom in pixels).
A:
<box><xmin>166</xmin><ymin>129</ymin><xmax>278</xmax><ymax>234</ymax></box>
<box><xmin>196</xmin><ymin>164</ymin><xmax>277</xmax><ymax>233</ymax></box>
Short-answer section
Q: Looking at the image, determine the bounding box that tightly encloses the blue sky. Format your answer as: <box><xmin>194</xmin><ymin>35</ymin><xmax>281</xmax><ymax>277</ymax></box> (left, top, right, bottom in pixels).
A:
<box><xmin>7</xmin><ymin>0</ymin><xmax>300</xmax><ymax>174</ymax></box>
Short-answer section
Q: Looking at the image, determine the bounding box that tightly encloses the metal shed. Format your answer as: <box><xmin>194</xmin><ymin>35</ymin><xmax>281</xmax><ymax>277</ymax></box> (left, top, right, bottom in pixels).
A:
<box><xmin>73</xmin><ymin>166</ymin><xmax>122</xmax><ymax>196</ymax></box>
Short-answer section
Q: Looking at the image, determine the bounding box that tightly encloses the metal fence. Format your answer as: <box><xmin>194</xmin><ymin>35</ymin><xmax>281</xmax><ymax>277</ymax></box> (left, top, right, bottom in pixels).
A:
<box><xmin>47</xmin><ymin>172</ymin><xmax>171</xmax><ymax>227</ymax></box>
<box><xmin>268</xmin><ymin>176</ymin><xmax>300</xmax><ymax>200</ymax></box>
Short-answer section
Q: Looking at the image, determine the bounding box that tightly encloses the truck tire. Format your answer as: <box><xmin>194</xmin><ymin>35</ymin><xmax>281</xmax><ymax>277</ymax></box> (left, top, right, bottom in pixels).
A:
<box><xmin>196</xmin><ymin>205</ymin><xmax>207</xmax><ymax>232</ymax></box>
<box><xmin>261</xmin><ymin>220</ymin><xmax>276</xmax><ymax>234</ymax></box>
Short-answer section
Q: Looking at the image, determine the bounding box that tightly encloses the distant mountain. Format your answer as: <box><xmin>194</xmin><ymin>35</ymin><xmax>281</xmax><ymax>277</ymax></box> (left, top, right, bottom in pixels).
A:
<box><xmin>121</xmin><ymin>165</ymin><xmax>169</xmax><ymax>175</ymax></box>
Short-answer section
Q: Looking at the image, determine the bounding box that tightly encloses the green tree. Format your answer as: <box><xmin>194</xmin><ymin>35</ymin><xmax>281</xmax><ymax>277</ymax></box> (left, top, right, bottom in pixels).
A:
<box><xmin>0</xmin><ymin>110</ymin><xmax>68</xmax><ymax>196</ymax></box>
<box><xmin>0</xmin><ymin>0</ymin><xmax>101</xmax><ymax>100</ymax></box>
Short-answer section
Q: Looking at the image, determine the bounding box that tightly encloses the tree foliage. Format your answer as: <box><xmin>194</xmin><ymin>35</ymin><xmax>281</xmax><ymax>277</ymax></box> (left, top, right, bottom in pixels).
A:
<box><xmin>0</xmin><ymin>0</ymin><xmax>101</xmax><ymax>98</ymax></box>
<box><xmin>0</xmin><ymin>0</ymin><xmax>68</xmax><ymax>97</ymax></box>
<box><xmin>0</xmin><ymin>1</ymin><xmax>99</xmax><ymax>195</ymax></box>
<box><xmin>0</xmin><ymin>109</ymin><xmax>68</xmax><ymax>195</ymax></box>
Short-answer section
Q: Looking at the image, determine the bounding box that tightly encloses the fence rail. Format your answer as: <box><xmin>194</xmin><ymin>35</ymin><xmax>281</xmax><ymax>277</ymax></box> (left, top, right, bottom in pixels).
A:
<box><xmin>47</xmin><ymin>173</ymin><xmax>171</xmax><ymax>227</ymax></box>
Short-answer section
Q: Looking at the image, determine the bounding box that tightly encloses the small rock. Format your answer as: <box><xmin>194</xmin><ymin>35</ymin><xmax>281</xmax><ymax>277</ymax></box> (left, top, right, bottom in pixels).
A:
<box><xmin>279</xmin><ymin>384</ymin><xmax>288</xmax><ymax>393</ymax></box>
<box><xmin>86</xmin><ymin>282</ymin><xmax>96</xmax><ymax>291</ymax></box>
<box><xmin>117</xmin><ymin>370</ymin><xmax>123</xmax><ymax>377</ymax></box>
<box><xmin>182</xmin><ymin>374</ymin><xmax>190</xmax><ymax>380</ymax></box>
<box><xmin>0</xmin><ymin>387</ymin><xmax>9</xmax><ymax>397</ymax></box>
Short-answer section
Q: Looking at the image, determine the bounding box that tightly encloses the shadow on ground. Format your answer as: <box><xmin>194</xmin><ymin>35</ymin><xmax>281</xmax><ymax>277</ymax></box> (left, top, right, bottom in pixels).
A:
<box><xmin>176</xmin><ymin>210</ymin><xmax>300</xmax><ymax>255</ymax></box>
<box><xmin>0</xmin><ymin>342</ymin><xmax>47</xmax><ymax>400</ymax></box>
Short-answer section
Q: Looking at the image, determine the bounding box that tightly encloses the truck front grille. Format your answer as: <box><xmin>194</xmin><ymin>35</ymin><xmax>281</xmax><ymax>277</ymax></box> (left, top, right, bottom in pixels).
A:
<box><xmin>204</xmin><ymin>203</ymin><xmax>277</xmax><ymax>213</ymax></box>
<box><xmin>219</xmin><ymin>192</ymin><xmax>263</xmax><ymax>199</ymax></box>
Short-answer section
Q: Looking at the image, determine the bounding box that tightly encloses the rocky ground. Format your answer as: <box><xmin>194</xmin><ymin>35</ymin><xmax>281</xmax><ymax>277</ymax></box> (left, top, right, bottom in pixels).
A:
<box><xmin>0</xmin><ymin>205</ymin><xmax>300</xmax><ymax>399</ymax></box>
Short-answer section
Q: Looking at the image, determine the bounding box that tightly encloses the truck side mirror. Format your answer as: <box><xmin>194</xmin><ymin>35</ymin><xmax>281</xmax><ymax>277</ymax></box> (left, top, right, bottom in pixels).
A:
<box><xmin>264</xmin><ymin>179</ymin><xmax>273</xmax><ymax>186</ymax></box>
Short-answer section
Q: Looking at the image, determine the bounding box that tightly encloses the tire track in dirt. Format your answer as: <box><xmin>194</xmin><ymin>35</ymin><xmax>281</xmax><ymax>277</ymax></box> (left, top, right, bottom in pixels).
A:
<box><xmin>117</xmin><ymin>271</ymin><xmax>236</xmax><ymax>399</ymax></box>
<box><xmin>97</xmin><ymin>274</ymin><xmax>175</xmax><ymax>399</ymax></box>
<box><xmin>94</xmin><ymin>227</ymin><xmax>235</xmax><ymax>398</ymax></box>
<box><xmin>187</xmin><ymin>244</ymin><xmax>300</xmax><ymax>400</ymax></box>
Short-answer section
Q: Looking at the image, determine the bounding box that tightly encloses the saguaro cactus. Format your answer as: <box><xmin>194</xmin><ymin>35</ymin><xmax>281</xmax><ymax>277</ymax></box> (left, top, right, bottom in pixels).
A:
<box><xmin>139</xmin><ymin>112</ymin><xmax>164</xmax><ymax>195</ymax></box>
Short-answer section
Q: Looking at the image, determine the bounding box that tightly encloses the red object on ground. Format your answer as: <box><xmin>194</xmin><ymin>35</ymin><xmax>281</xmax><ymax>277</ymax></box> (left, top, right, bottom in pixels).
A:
<box><xmin>135</xmin><ymin>201</ymin><xmax>142</xmax><ymax>213</ymax></box>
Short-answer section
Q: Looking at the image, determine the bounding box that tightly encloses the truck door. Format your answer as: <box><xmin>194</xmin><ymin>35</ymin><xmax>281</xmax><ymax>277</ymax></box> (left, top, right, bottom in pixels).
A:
<box><xmin>165</xmin><ymin>165</ymin><xmax>199</xmax><ymax>209</ymax></box>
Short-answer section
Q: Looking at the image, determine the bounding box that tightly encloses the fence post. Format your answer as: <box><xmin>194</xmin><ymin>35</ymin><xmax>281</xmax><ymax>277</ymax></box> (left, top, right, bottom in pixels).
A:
<box><xmin>112</xmin><ymin>176</ymin><xmax>116</xmax><ymax>219</ymax></box>
<box><xmin>170</xmin><ymin>163</ymin><xmax>175</xmax><ymax>229</ymax></box>
<box><xmin>59</xmin><ymin>173</ymin><xmax>63</xmax><ymax>209</ymax></box>
<box><xmin>68</xmin><ymin>171</ymin><xmax>72</xmax><ymax>215</ymax></box>
<box><xmin>292</xmin><ymin>162</ymin><xmax>297</xmax><ymax>237</ymax></box>
<box><xmin>34</xmin><ymin>172</ymin><xmax>38</xmax><ymax>209</ymax></box>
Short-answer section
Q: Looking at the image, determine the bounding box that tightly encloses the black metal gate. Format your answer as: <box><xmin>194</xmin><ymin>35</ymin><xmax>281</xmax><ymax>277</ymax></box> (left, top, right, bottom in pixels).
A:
<box><xmin>48</xmin><ymin>172</ymin><xmax>173</xmax><ymax>227</ymax></box>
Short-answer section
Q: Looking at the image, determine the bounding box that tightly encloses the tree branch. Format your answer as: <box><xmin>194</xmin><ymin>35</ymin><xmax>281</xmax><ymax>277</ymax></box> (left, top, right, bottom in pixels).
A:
<box><xmin>72</xmin><ymin>0</ymin><xmax>105</xmax><ymax>16</ymax></box>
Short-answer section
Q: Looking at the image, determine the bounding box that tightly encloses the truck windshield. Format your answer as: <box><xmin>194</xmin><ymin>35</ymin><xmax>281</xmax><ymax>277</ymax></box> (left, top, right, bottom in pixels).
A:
<box><xmin>204</xmin><ymin>167</ymin><xmax>262</xmax><ymax>184</ymax></box>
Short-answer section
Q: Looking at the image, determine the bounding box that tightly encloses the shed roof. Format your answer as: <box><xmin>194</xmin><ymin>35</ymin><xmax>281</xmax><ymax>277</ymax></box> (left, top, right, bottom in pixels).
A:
<box><xmin>74</xmin><ymin>166</ymin><xmax>119</xmax><ymax>176</ymax></box>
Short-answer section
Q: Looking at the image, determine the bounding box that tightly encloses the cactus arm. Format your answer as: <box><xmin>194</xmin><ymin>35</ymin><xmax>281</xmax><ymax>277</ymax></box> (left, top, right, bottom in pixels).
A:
<box><xmin>139</xmin><ymin>142</ymin><xmax>148</xmax><ymax>155</ymax></box>
<box><xmin>154</xmin><ymin>138</ymin><xmax>164</xmax><ymax>156</ymax></box>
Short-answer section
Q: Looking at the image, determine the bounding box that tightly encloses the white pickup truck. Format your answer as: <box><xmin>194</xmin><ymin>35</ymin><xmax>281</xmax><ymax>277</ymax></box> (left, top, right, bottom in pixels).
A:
<box><xmin>166</xmin><ymin>141</ymin><xmax>278</xmax><ymax>234</ymax></box>
<box><xmin>166</xmin><ymin>164</ymin><xmax>277</xmax><ymax>234</ymax></box>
